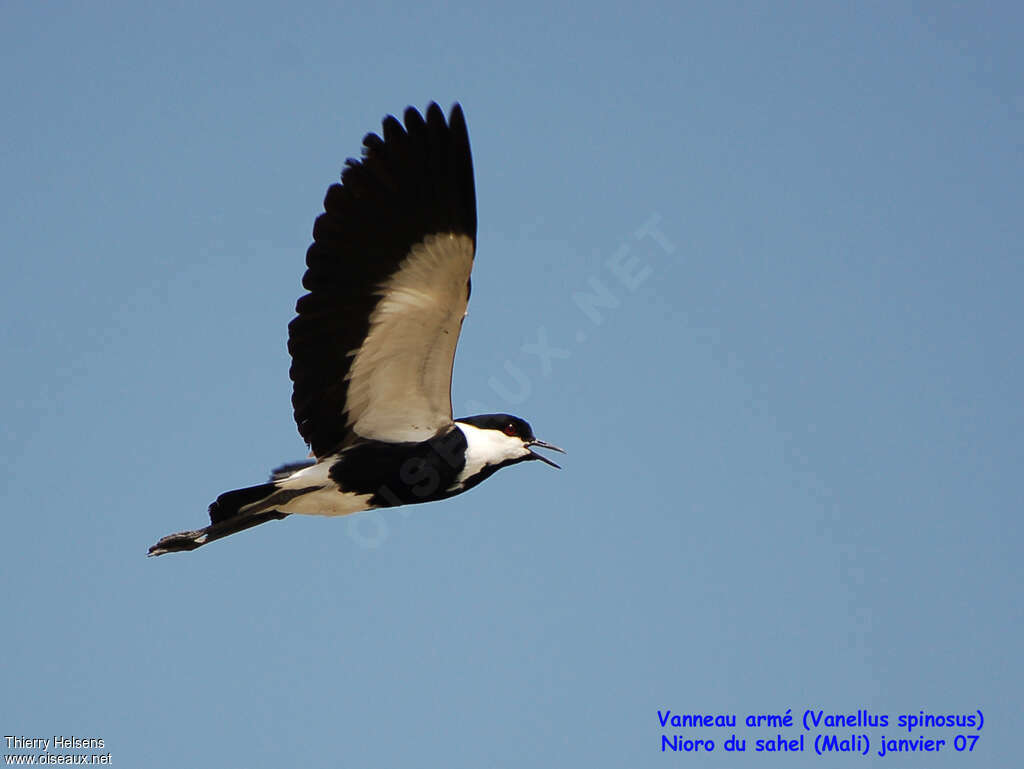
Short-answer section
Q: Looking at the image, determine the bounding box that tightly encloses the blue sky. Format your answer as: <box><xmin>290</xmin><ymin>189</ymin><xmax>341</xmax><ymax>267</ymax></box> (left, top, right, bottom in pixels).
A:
<box><xmin>2</xmin><ymin>1</ymin><xmax>1021</xmax><ymax>766</ymax></box>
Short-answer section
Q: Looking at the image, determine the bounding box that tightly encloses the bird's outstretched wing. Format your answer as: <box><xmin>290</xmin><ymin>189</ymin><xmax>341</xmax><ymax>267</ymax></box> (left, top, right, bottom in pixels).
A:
<box><xmin>288</xmin><ymin>103</ymin><xmax>477</xmax><ymax>458</ymax></box>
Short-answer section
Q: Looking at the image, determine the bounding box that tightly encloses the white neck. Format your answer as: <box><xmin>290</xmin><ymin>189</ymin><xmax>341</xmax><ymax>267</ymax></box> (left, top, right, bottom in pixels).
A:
<box><xmin>454</xmin><ymin>422</ymin><xmax>530</xmax><ymax>483</ymax></box>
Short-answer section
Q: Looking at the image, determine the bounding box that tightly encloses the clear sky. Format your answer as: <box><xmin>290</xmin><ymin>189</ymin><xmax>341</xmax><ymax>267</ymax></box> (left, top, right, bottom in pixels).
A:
<box><xmin>2</xmin><ymin>1</ymin><xmax>1021</xmax><ymax>766</ymax></box>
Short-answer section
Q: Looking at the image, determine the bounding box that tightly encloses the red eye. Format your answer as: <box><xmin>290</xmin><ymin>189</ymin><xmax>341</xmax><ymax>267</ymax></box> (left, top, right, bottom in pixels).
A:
<box><xmin>503</xmin><ymin>423</ymin><xmax>517</xmax><ymax>436</ymax></box>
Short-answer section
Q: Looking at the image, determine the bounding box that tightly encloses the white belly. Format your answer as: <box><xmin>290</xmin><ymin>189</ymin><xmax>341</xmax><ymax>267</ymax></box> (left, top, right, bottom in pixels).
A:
<box><xmin>273</xmin><ymin>461</ymin><xmax>375</xmax><ymax>517</ymax></box>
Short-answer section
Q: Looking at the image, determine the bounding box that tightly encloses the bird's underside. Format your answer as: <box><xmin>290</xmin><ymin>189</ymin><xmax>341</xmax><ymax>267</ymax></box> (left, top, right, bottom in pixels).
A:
<box><xmin>150</xmin><ymin>428</ymin><xmax>472</xmax><ymax>555</ymax></box>
<box><xmin>148</xmin><ymin>418</ymin><xmax>557</xmax><ymax>556</ymax></box>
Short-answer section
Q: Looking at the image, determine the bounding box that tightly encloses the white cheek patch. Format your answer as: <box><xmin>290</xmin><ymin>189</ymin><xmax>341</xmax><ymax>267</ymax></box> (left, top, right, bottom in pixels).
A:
<box><xmin>454</xmin><ymin>422</ymin><xmax>529</xmax><ymax>484</ymax></box>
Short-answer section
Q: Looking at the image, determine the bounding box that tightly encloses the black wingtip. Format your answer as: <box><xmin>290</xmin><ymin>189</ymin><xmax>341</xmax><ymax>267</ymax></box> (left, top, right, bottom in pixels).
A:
<box><xmin>449</xmin><ymin>102</ymin><xmax>465</xmax><ymax>126</ymax></box>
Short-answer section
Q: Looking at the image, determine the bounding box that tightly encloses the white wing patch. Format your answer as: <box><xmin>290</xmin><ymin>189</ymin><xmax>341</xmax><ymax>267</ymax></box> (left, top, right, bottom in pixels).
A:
<box><xmin>345</xmin><ymin>233</ymin><xmax>474</xmax><ymax>442</ymax></box>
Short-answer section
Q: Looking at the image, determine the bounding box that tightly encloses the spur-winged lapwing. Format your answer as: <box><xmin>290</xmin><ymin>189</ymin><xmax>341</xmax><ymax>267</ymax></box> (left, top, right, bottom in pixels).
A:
<box><xmin>149</xmin><ymin>103</ymin><xmax>563</xmax><ymax>556</ymax></box>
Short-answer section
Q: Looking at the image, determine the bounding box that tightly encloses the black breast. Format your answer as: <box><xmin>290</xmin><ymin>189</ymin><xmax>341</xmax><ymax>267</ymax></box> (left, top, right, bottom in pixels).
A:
<box><xmin>328</xmin><ymin>427</ymin><xmax>469</xmax><ymax>507</ymax></box>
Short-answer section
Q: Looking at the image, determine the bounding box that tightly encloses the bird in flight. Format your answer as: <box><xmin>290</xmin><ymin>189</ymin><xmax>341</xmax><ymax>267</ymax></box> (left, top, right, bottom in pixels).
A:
<box><xmin>149</xmin><ymin>102</ymin><xmax>563</xmax><ymax>556</ymax></box>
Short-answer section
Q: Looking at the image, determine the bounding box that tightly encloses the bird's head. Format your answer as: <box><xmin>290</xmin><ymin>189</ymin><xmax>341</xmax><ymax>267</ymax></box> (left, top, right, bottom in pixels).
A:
<box><xmin>456</xmin><ymin>414</ymin><xmax>565</xmax><ymax>469</ymax></box>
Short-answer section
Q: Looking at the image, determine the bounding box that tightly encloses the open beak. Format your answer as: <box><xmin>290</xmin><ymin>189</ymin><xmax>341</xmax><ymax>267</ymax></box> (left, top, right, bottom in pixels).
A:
<box><xmin>527</xmin><ymin>439</ymin><xmax>566</xmax><ymax>469</ymax></box>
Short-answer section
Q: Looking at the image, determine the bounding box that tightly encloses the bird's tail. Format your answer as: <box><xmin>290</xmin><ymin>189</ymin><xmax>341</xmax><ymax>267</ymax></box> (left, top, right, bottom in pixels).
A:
<box><xmin>148</xmin><ymin>482</ymin><xmax>288</xmax><ymax>556</ymax></box>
